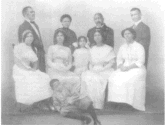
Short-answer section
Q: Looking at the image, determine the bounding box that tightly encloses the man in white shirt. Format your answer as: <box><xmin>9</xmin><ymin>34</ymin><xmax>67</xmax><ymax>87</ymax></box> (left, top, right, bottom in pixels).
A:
<box><xmin>18</xmin><ymin>6</ymin><xmax>46</xmax><ymax>72</ymax></box>
<box><xmin>130</xmin><ymin>8</ymin><xmax>151</xmax><ymax>67</ymax></box>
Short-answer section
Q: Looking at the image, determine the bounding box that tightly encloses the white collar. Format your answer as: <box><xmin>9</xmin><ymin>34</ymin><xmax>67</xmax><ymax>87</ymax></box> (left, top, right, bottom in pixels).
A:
<box><xmin>134</xmin><ymin>20</ymin><xmax>142</xmax><ymax>26</ymax></box>
<box><xmin>96</xmin><ymin>23</ymin><xmax>104</xmax><ymax>28</ymax></box>
<box><xmin>25</xmin><ymin>18</ymin><xmax>35</xmax><ymax>23</ymax></box>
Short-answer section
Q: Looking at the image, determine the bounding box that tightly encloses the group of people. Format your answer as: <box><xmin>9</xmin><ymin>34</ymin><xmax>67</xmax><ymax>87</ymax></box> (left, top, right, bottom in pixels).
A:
<box><xmin>13</xmin><ymin>5</ymin><xmax>151</xmax><ymax>125</ymax></box>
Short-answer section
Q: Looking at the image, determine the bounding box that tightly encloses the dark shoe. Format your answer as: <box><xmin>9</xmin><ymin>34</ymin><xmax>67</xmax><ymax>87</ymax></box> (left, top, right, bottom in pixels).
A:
<box><xmin>94</xmin><ymin>120</ymin><xmax>102</xmax><ymax>125</ymax></box>
<box><xmin>82</xmin><ymin>116</ymin><xmax>91</xmax><ymax>125</ymax></box>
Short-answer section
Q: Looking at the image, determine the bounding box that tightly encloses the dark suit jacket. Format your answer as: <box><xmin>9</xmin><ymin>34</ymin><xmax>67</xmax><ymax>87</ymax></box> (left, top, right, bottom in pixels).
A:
<box><xmin>132</xmin><ymin>22</ymin><xmax>151</xmax><ymax>66</ymax></box>
<box><xmin>18</xmin><ymin>20</ymin><xmax>46</xmax><ymax>72</ymax></box>
<box><xmin>87</xmin><ymin>24</ymin><xmax>114</xmax><ymax>48</ymax></box>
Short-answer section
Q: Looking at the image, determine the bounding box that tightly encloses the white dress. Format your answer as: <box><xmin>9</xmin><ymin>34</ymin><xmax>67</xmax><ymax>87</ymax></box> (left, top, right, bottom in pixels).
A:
<box><xmin>47</xmin><ymin>45</ymin><xmax>80</xmax><ymax>84</ymax></box>
<box><xmin>81</xmin><ymin>44</ymin><xmax>115</xmax><ymax>109</ymax></box>
<box><xmin>108</xmin><ymin>41</ymin><xmax>146</xmax><ymax>111</ymax></box>
<box><xmin>13</xmin><ymin>43</ymin><xmax>52</xmax><ymax>105</ymax></box>
<box><xmin>73</xmin><ymin>48</ymin><xmax>90</xmax><ymax>75</ymax></box>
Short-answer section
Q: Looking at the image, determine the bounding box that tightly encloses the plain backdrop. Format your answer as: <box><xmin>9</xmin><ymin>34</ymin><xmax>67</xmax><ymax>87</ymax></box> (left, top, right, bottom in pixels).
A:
<box><xmin>1</xmin><ymin>0</ymin><xmax>164</xmax><ymax>113</ymax></box>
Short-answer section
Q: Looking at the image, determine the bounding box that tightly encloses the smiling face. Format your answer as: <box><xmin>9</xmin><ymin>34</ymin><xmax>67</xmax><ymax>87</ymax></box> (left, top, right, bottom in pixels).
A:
<box><xmin>61</xmin><ymin>17</ymin><xmax>71</xmax><ymax>28</ymax></box>
<box><xmin>56</xmin><ymin>32</ymin><xmax>65</xmax><ymax>44</ymax></box>
<box><xmin>26</xmin><ymin>7</ymin><xmax>35</xmax><ymax>21</ymax></box>
<box><xmin>94</xmin><ymin>32</ymin><xmax>103</xmax><ymax>45</ymax></box>
<box><xmin>94</xmin><ymin>14</ymin><xmax>104</xmax><ymax>27</ymax></box>
<box><xmin>130</xmin><ymin>10</ymin><xmax>141</xmax><ymax>22</ymax></box>
<box><xmin>124</xmin><ymin>30</ymin><xmax>134</xmax><ymax>43</ymax></box>
<box><xmin>24</xmin><ymin>33</ymin><xmax>34</xmax><ymax>45</ymax></box>
<box><xmin>79</xmin><ymin>38</ymin><xmax>86</xmax><ymax>48</ymax></box>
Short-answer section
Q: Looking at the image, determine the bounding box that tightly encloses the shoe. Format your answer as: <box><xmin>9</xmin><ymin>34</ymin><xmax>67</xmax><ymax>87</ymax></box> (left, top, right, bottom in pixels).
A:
<box><xmin>94</xmin><ymin>120</ymin><xmax>102</xmax><ymax>125</ymax></box>
<box><xmin>82</xmin><ymin>116</ymin><xmax>91</xmax><ymax>125</ymax></box>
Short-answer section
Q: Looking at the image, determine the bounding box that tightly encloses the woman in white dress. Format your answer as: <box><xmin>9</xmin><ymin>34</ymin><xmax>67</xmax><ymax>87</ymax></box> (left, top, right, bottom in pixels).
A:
<box><xmin>81</xmin><ymin>30</ymin><xmax>116</xmax><ymax>109</ymax></box>
<box><xmin>13</xmin><ymin>30</ymin><xmax>52</xmax><ymax>110</ymax></box>
<box><xmin>108</xmin><ymin>28</ymin><xmax>146</xmax><ymax>111</ymax></box>
<box><xmin>47</xmin><ymin>30</ymin><xmax>80</xmax><ymax>85</ymax></box>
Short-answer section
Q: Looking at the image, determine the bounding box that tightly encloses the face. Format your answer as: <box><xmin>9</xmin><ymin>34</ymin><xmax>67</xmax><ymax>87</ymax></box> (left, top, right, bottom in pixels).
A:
<box><xmin>94</xmin><ymin>32</ymin><xmax>103</xmax><ymax>45</ymax></box>
<box><xmin>94</xmin><ymin>14</ymin><xmax>104</xmax><ymax>27</ymax></box>
<box><xmin>26</xmin><ymin>8</ymin><xmax>35</xmax><ymax>21</ymax></box>
<box><xmin>130</xmin><ymin>10</ymin><xmax>141</xmax><ymax>22</ymax></box>
<box><xmin>79</xmin><ymin>38</ymin><xmax>86</xmax><ymax>48</ymax></box>
<box><xmin>61</xmin><ymin>17</ymin><xmax>71</xmax><ymax>28</ymax></box>
<box><xmin>24</xmin><ymin>33</ymin><xmax>34</xmax><ymax>45</ymax></box>
<box><xmin>124</xmin><ymin>30</ymin><xmax>134</xmax><ymax>42</ymax></box>
<box><xmin>56</xmin><ymin>32</ymin><xmax>65</xmax><ymax>44</ymax></box>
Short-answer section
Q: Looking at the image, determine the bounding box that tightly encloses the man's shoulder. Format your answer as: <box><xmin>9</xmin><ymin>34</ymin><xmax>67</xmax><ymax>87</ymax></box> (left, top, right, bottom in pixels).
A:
<box><xmin>55</xmin><ymin>27</ymin><xmax>62</xmax><ymax>31</ymax></box>
<box><xmin>138</xmin><ymin>22</ymin><xmax>150</xmax><ymax>29</ymax></box>
<box><xmin>104</xmin><ymin>25</ymin><xmax>114</xmax><ymax>32</ymax></box>
<box><xmin>19</xmin><ymin>21</ymin><xmax>30</xmax><ymax>29</ymax></box>
<box><xmin>88</xmin><ymin>27</ymin><xmax>96</xmax><ymax>33</ymax></box>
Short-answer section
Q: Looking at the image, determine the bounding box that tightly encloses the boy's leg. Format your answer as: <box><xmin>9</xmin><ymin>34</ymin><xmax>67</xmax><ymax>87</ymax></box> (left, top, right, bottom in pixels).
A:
<box><xmin>87</xmin><ymin>104</ymin><xmax>101</xmax><ymax>125</ymax></box>
<box><xmin>61</xmin><ymin>105</ymin><xmax>91</xmax><ymax>124</ymax></box>
<box><xmin>78</xmin><ymin>97</ymin><xmax>101</xmax><ymax>125</ymax></box>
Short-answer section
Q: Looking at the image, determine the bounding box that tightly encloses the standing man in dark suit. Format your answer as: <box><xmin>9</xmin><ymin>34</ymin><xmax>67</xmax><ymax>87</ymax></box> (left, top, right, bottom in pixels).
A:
<box><xmin>87</xmin><ymin>13</ymin><xmax>114</xmax><ymax>48</ymax></box>
<box><xmin>130</xmin><ymin>8</ymin><xmax>151</xmax><ymax>67</ymax></box>
<box><xmin>18</xmin><ymin>6</ymin><xmax>46</xmax><ymax>72</ymax></box>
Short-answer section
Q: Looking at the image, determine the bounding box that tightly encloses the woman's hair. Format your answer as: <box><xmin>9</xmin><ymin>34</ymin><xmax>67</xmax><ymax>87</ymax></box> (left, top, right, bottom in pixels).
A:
<box><xmin>94</xmin><ymin>29</ymin><xmax>105</xmax><ymax>43</ymax></box>
<box><xmin>60</xmin><ymin>14</ymin><xmax>72</xmax><ymax>22</ymax></box>
<box><xmin>49</xmin><ymin>79</ymin><xmax>59</xmax><ymax>89</ymax></box>
<box><xmin>78</xmin><ymin>36</ymin><xmax>87</xmax><ymax>43</ymax></box>
<box><xmin>22</xmin><ymin>30</ymin><xmax>33</xmax><ymax>43</ymax></box>
<box><xmin>121</xmin><ymin>28</ymin><xmax>136</xmax><ymax>40</ymax></box>
<box><xmin>53</xmin><ymin>29</ymin><xmax>67</xmax><ymax>44</ymax></box>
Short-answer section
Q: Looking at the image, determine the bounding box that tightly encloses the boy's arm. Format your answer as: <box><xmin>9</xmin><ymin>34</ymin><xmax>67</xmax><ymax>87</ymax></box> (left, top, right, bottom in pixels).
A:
<box><xmin>66</xmin><ymin>84</ymin><xmax>80</xmax><ymax>104</ymax></box>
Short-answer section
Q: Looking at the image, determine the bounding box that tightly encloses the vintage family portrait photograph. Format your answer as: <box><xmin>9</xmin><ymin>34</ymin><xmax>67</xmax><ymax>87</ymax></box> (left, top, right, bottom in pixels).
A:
<box><xmin>1</xmin><ymin>0</ymin><xmax>164</xmax><ymax>124</ymax></box>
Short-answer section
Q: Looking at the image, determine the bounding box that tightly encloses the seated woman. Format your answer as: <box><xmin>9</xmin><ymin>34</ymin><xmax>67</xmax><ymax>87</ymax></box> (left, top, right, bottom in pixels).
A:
<box><xmin>47</xmin><ymin>30</ymin><xmax>79</xmax><ymax>84</ymax></box>
<box><xmin>81</xmin><ymin>30</ymin><xmax>115</xmax><ymax>109</ymax></box>
<box><xmin>108</xmin><ymin>28</ymin><xmax>146</xmax><ymax>111</ymax></box>
<box><xmin>13</xmin><ymin>30</ymin><xmax>52</xmax><ymax>111</ymax></box>
<box><xmin>53</xmin><ymin>14</ymin><xmax>77</xmax><ymax>53</ymax></box>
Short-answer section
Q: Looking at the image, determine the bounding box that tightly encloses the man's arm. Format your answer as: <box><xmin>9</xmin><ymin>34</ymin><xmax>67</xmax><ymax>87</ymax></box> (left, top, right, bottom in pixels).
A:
<box><xmin>106</xmin><ymin>28</ymin><xmax>114</xmax><ymax>48</ymax></box>
<box><xmin>140</xmin><ymin>26</ymin><xmax>151</xmax><ymax>50</ymax></box>
<box><xmin>18</xmin><ymin>25</ymin><xmax>25</xmax><ymax>43</ymax></box>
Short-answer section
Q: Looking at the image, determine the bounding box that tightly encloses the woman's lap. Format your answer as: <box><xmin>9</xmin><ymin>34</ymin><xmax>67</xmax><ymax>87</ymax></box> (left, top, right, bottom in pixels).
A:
<box><xmin>108</xmin><ymin>68</ymin><xmax>146</xmax><ymax>110</ymax></box>
<box><xmin>13</xmin><ymin>65</ymin><xmax>52</xmax><ymax>105</ymax></box>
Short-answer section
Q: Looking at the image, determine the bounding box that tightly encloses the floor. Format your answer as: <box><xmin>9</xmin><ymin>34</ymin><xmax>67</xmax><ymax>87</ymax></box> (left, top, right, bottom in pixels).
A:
<box><xmin>1</xmin><ymin>70</ymin><xmax>164</xmax><ymax>125</ymax></box>
<box><xmin>2</xmin><ymin>111</ymin><xmax>164</xmax><ymax>125</ymax></box>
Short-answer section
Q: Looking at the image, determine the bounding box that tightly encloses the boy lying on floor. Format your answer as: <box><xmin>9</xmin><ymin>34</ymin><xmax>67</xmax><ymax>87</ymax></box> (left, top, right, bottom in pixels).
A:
<box><xmin>49</xmin><ymin>79</ymin><xmax>101</xmax><ymax>125</ymax></box>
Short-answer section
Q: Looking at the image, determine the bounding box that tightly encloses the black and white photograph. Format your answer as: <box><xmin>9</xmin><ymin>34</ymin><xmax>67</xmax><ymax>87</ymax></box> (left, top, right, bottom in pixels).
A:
<box><xmin>1</xmin><ymin>0</ymin><xmax>164</xmax><ymax>125</ymax></box>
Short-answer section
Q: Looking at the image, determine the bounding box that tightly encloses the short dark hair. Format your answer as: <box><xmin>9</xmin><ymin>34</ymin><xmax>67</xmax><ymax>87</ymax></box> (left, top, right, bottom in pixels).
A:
<box><xmin>121</xmin><ymin>28</ymin><xmax>136</xmax><ymax>40</ymax></box>
<box><xmin>53</xmin><ymin>29</ymin><xmax>67</xmax><ymax>44</ymax></box>
<box><xmin>49</xmin><ymin>79</ymin><xmax>59</xmax><ymax>89</ymax></box>
<box><xmin>94</xmin><ymin>13</ymin><xmax>104</xmax><ymax>20</ymax></box>
<box><xmin>60</xmin><ymin>14</ymin><xmax>72</xmax><ymax>22</ymax></box>
<box><xmin>130</xmin><ymin>7</ymin><xmax>141</xmax><ymax>14</ymax></box>
<box><xmin>22</xmin><ymin>6</ymin><xmax>32</xmax><ymax>17</ymax></box>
